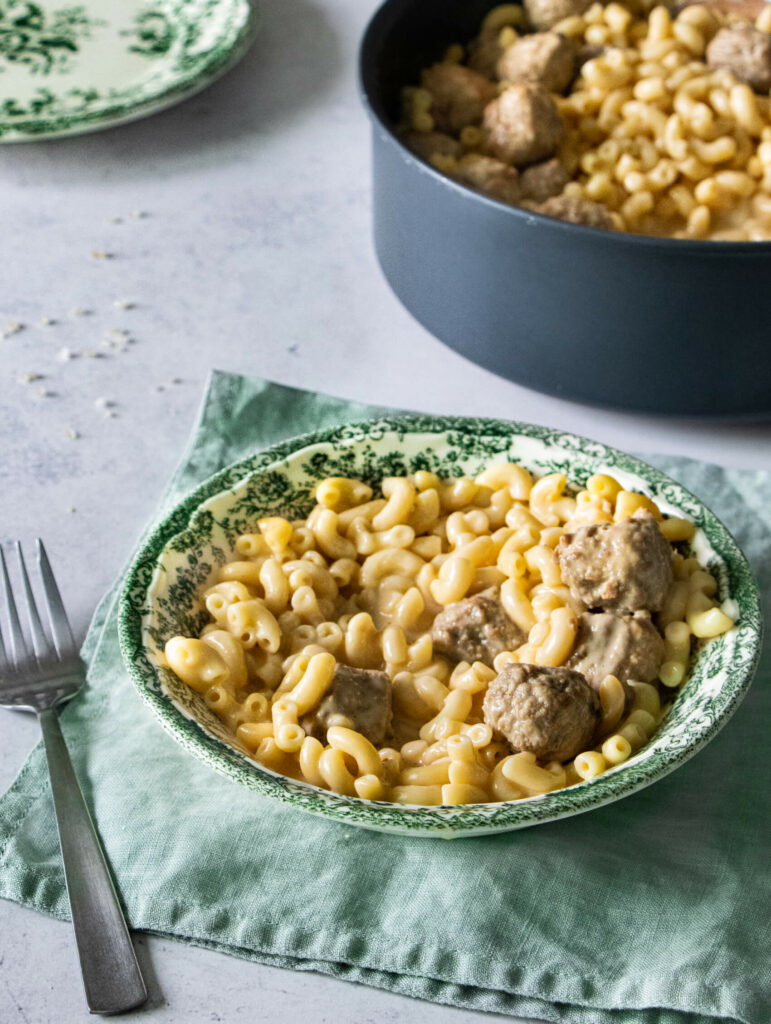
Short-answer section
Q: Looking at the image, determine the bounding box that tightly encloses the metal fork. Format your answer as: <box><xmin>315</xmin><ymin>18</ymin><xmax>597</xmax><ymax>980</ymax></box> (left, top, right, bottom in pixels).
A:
<box><xmin>0</xmin><ymin>540</ymin><xmax>147</xmax><ymax>1015</ymax></box>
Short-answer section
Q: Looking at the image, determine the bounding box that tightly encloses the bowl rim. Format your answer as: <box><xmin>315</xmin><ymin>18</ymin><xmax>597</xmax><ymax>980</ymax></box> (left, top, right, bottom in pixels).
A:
<box><xmin>358</xmin><ymin>0</ymin><xmax>771</xmax><ymax>253</ymax></box>
<box><xmin>118</xmin><ymin>414</ymin><xmax>763</xmax><ymax>837</ymax></box>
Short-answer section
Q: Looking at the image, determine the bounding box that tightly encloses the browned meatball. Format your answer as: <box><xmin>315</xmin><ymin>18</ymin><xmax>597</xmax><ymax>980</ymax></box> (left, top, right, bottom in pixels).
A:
<box><xmin>483</xmin><ymin>663</ymin><xmax>601</xmax><ymax>762</ymax></box>
<box><xmin>524</xmin><ymin>0</ymin><xmax>593</xmax><ymax>31</ymax></box>
<box><xmin>706</xmin><ymin>25</ymin><xmax>771</xmax><ymax>93</ymax></box>
<box><xmin>468</xmin><ymin>28</ymin><xmax>504</xmax><ymax>78</ymax></box>
<box><xmin>483</xmin><ymin>83</ymin><xmax>564</xmax><ymax>166</ymax></box>
<box><xmin>535</xmin><ymin>194</ymin><xmax>614</xmax><ymax>228</ymax></box>
<box><xmin>698</xmin><ymin>0</ymin><xmax>771</xmax><ymax>16</ymax></box>
<box><xmin>456</xmin><ymin>153</ymin><xmax>522</xmax><ymax>204</ymax></box>
<box><xmin>402</xmin><ymin>130</ymin><xmax>463</xmax><ymax>163</ymax></box>
<box><xmin>497</xmin><ymin>32</ymin><xmax>576</xmax><ymax>93</ymax></box>
<box><xmin>567</xmin><ymin>612</ymin><xmax>665</xmax><ymax>698</ymax></box>
<box><xmin>520</xmin><ymin>157</ymin><xmax>569</xmax><ymax>201</ymax></box>
<box><xmin>301</xmin><ymin>665</ymin><xmax>392</xmax><ymax>747</ymax></box>
<box><xmin>431</xmin><ymin>587</ymin><xmax>526</xmax><ymax>667</ymax></box>
<box><xmin>557</xmin><ymin>509</ymin><xmax>674</xmax><ymax>613</ymax></box>
<box><xmin>576</xmin><ymin>43</ymin><xmax>605</xmax><ymax>68</ymax></box>
<box><xmin>421</xmin><ymin>63</ymin><xmax>498</xmax><ymax>134</ymax></box>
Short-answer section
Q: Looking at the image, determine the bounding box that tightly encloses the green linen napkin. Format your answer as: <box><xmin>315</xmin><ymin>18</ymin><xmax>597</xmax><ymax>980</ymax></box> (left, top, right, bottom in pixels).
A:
<box><xmin>1</xmin><ymin>370</ymin><xmax>769</xmax><ymax>1024</ymax></box>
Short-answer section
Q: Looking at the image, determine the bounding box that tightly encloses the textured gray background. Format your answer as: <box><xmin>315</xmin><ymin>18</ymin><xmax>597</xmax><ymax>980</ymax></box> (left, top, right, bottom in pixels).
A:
<box><xmin>1</xmin><ymin>1</ymin><xmax>769</xmax><ymax>1021</ymax></box>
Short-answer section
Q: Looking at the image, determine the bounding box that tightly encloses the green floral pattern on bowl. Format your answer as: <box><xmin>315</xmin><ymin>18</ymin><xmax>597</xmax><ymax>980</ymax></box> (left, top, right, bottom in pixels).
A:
<box><xmin>0</xmin><ymin>0</ymin><xmax>257</xmax><ymax>141</ymax></box>
<box><xmin>118</xmin><ymin>417</ymin><xmax>762</xmax><ymax>838</ymax></box>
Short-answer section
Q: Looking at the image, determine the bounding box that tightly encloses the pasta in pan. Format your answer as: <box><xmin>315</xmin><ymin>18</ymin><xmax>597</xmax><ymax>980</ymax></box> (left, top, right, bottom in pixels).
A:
<box><xmin>400</xmin><ymin>0</ymin><xmax>771</xmax><ymax>240</ymax></box>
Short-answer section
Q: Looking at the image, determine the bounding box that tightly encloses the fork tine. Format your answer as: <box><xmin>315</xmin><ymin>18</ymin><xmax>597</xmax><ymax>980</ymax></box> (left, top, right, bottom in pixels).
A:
<box><xmin>0</xmin><ymin>545</ymin><xmax>30</xmax><ymax>668</ymax></box>
<box><xmin>37</xmin><ymin>539</ymin><xmax>76</xmax><ymax>659</ymax></box>
<box><xmin>16</xmin><ymin>541</ymin><xmax>54</xmax><ymax>664</ymax></box>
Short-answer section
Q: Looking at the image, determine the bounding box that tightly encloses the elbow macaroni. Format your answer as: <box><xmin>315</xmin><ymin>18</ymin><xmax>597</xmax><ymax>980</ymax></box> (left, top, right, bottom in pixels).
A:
<box><xmin>165</xmin><ymin>464</ymin><xmax>734</xmax><ymax>806</ymax></box>
<box><xmin>402</xmin><ymin>2</ymin><xmax>771</xmax><ymax>241</ymax></box>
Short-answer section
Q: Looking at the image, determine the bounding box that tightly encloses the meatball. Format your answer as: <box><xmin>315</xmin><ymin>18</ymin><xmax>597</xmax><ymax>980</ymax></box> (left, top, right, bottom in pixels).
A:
<box><xmin>483</xmin><ymin>82</ymin><xmax>564</xmax><ymax>166</ymax></box>
<box><xmin>431</xmin><ymin>587</ymin><xmax>526</xmax><ymax>667</ymax></box>
<box><xmin>483</xmin><ymin>663</ymin><xmax>601</xmax><ymax>762</ymax></box>
<box><xmin>421</xmin><ymin>63</ymin><xmax>498</xmax><ymax>134</ymax></box>
<box><xmin>403</xmin><ymin>130</ymin><xmax>462</xmax><ymax>163</ymax></box>
<box><xmin>497</xmin><ymin>32</ymin><xmax>576</xmax><ymax>93</ymax></box>
<box><xmin>468</xmin><ymin>28</ymin><xmax>504</xmax><ymax>79</ymax></box>
<box><xmin>567</xmin><ymin>611</ymin><xmax>665</xmax><ymax>697</ymax></box>
<box><xmin>520</xmin><ymin>157</ymin><xmax>569</xmax><ymax>201</ymax></box>
<box><xmin>557</xmin><ymin>509</ymin><xmax>674</xmax><ymax>613</ymax></box>
<box><xmin>576</xmin><ymin>43</ymin><xmax>605</xmax><ymax>68</ymax></box>
<box><xmin>456</xmin><ymin>153</ymin><xmax>522</xmax><ymax>204</ymax></box>
<box><xmin>524</xmin><ymin>0</ymin><xmax>594</xmax><ymax>31</ymax></box>
<box><xmin>301</xmin><ymin>665</ymin><xmax>392</xmax><ymax>747</ymax></box>
<box><xmin>706</xmin><ymin>25</ymin><xmax>771</xmax><ymax>94</ymax></box>
<box><xmin>535</xmin><ymin>194</ymin><xmax>614</xmax><ymax>229</ymax></box>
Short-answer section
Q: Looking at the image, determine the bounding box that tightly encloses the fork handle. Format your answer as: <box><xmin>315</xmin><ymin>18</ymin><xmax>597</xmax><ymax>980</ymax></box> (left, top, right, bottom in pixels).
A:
<box><xmin>39</xmin><ymin>708</ymin><xmax>148</xmax><ymax>1015</ymax></box>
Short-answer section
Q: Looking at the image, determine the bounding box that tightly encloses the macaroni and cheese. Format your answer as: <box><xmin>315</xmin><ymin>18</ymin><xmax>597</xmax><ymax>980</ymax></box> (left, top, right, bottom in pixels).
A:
<box><xmin>400</xmin><ymin>0</ymin><xmax>771</xmax><ymax>240</ymax></box>
<box><xmin>164</xmin><ymin>464</ymin><xmax>734</xmax><ymax>806</ymax></box>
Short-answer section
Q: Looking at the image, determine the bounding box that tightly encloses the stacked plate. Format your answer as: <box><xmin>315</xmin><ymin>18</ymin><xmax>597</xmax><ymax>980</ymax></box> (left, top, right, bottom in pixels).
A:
<box><xmin>0</xmin><ymin>0</ymin><xmax>257</xmax><ymax>141</ymax></box>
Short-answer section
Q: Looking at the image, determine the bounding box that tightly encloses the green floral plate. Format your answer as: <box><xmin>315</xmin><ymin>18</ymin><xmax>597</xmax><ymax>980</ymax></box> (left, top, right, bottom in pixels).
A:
<box><xmin>0</xmin><ymin>0</ymin><xmax>257</xmax><ymax>141</ymax></box>
<box><xmin>118</xmin><ymin>417</ymin><xmax>762</xmax><ymax>838</ymax></box>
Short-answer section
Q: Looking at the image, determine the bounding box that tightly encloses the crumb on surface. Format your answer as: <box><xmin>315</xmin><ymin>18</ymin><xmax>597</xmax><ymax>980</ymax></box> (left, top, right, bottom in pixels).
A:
<box><xmin>66</xmin><ymin>429</ymin><xmax>79</xmax><ymax>441</ymax></box>
<box><xmin>101</xmin><ymin>329</ymin><xmax>131</xmax><ymax>353</ymax></box>
<box><xmin>18</xmin><ymin>371</ymin><xmax>43</xmax><ymax>383</ymax></box>
<box><xmin>91</xmin><ymin>250</ymin><xmax>114</xmax><ymax>260</ymax></box>
<box><xmin>70</xmin><ymin>307</ymin><xmax>90</xmax><ymax>317</ymax></box>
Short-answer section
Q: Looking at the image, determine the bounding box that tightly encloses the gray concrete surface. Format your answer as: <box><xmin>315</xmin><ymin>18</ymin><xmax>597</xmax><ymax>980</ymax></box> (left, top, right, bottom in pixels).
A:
<box><xmin>1</xmin><ymin>1</ymin><xmax>769</xmax><ymax>1021</ymax></box>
